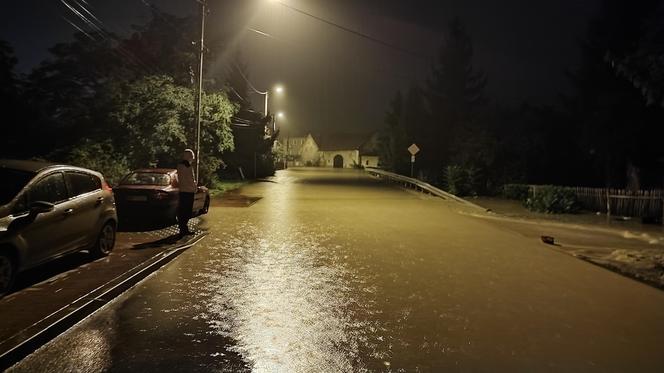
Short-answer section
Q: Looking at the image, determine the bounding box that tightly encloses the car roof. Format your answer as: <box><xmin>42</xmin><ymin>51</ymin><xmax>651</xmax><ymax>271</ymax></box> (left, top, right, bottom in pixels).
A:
<box><xmin>0</xmin><ymin>159</ymin><xmax>104</xmax><ymax>177</ymax></box>
<box><xmin>0</xmin><ymin>159</ymin><xmax>62</xmax><ymax>173</ymax></box>
<box><xmin>132</xmin><ymin>168</ymin><xmax>176</xmax><ymax>174</ymax></box>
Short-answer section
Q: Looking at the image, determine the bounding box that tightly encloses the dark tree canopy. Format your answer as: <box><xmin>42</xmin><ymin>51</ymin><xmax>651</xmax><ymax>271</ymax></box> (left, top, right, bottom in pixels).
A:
<box><xmin>565</xmin><ymin>0</ymin><xmax>664</xmax><ymax>188</ymax></box>
<box><xmin>0</xmin><ymin>40</ymin><xmax>23</xmax><ymax>158</ymax></box>
<box><xmin>378</xmin><ymin>4</ymin><xmax>664</xmax><ymax>194</ymax></box>
<box><xmin>380</xmin><ymin>18</ymin><xmax>489</xmax><ymax>190</ymax></box>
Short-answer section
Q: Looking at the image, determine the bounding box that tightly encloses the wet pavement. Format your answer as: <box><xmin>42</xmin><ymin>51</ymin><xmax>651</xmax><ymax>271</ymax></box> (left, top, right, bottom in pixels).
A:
<box><xmin>0</xmin><ymin>219</ymin><xmax>204</xmax><ymax>369</ymax></box>
<box><xmin>8</xmin><ymin>168</ymin><xmax>664</xmax><ymax>372</ymax></box>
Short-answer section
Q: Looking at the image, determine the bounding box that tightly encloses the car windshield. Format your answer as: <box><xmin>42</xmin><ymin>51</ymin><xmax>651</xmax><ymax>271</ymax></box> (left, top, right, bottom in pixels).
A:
<box><xmin>0</xmin><ymin>169</ymin><xmax>35</xmax><ymax>205</ymax></box>
<box><xmin>121</xmin><ymin>172</ymin><xmax>171</xmax><ymax>186</ymax></box>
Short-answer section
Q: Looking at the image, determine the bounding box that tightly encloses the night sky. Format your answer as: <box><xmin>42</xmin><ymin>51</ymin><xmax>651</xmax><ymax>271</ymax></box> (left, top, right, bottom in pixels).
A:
<box><xmin>1</xmin><ymin>0</ymin><xmax>599</xmax><ymax>136</ymax></box>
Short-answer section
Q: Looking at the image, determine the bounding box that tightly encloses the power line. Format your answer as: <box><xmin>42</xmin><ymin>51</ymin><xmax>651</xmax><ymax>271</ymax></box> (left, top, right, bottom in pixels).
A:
<box><xmin>245</xmin><ymin>26</ymin><xmax>423</xmax><ymax>83</ymax></box>
<box><xmin>233</xmin><ymin>61</ymin><xmax>266</xmax><ymax>95</ymax></box>
<box><xmin>59</xmin><ymin>0</ymin><xmax>164</xmax><ymax>76</ymax></box>
<box><xmin>275</xmin><ymin>1</ymin><xmax>431</xmax><ymax>61</ymax></box>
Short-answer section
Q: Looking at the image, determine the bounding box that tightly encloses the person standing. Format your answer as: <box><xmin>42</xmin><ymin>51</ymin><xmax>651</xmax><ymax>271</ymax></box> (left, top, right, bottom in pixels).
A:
<box><xmin>177</xmin><ymin>149</ymin><xmax>197</xmax><ymax>236</ymax></box>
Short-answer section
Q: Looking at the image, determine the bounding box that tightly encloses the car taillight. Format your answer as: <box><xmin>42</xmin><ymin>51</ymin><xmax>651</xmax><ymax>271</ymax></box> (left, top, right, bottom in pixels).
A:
<box><xmin>154</xmin><ymin>191</ymin><xmax>169</xmax><ymax>200</ymax></box>
<box><xmin>102</xmin><ymin>180</ymin><xmax>112</xmax><ymax>192</ymax></box>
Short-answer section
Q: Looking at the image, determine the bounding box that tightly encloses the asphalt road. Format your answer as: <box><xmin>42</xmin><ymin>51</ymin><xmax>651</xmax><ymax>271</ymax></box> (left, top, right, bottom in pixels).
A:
<box><xmin>9</xmin><ymin>168</ymin><xmax>664</xmax><ymax>372</ymax></box>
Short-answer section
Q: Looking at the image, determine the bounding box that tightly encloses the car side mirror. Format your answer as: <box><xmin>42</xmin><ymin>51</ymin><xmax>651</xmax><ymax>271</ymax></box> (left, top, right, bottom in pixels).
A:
<box><xmin>29</xmin><ymin>201</ymin><xmax>55</xmax><ymax>216</ymax></box>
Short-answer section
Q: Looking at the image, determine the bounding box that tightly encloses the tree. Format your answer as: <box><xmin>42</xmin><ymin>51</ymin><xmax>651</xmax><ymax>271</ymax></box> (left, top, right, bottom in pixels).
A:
<box><xmin>121</xmin><ymin>10</ymin><xmax>198</xmax><ymax>86</ymax></box>
<box><xmin>18</xmin><ymin>9</ymin><xmax>240</xmax><ymax>184</ymax></box>
<box><xmin>223</xmin><ymin>110</ymin><xmax>278</xmax><ymax>179</ymax></box>
<box><xmin>609</xmin><ymin>2</ymin><xmax>664</xmax><ymax>107</ymax></box>
<box><xmin>66</xmin><ymin>140</ymin><xmax>130</xmax><ymax>185</ymax></box>
<box><xmin>0</xmin><ymin>40</ymin><xmax>22</xmax><ymax>157</ymax></box>
<box><xmin>101</xmin><ymin>75</ymin><xmax>235</xmax><ymax>183</ymax></box>
<box><xmin>0</xmin><ymin>40</ymin><xmax>18</xmax><ymax>101</ymax></box>
<box><xmin>565</xmin><ymin>0</ymin><xmax>664</xmax><ymax>188</ymax></box>
<box><xmin>423</xmin><ymin>18</ymin><xmax>487</xmax><ymax>180</ymax></box>
<box><xmin>378</xmin><ymin>91</ymin><xmax>410</xmax><ymax>174</ymax></box>
<box><xmin>220</xmin><ymin>56</ymin><xmax>280</xmax><ymax>179</ymax></box>
<box><xmin>25</xmin><ymin>31</ymin><xmax>136</xmax><ymax>157</ymax></box>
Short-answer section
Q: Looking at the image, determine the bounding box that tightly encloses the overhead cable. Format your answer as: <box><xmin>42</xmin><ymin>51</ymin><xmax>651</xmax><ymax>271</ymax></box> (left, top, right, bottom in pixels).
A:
<box><xmin>275</xmin><ymin>1</ymin><xmax>430</xmax><ymax>61</ymax></box>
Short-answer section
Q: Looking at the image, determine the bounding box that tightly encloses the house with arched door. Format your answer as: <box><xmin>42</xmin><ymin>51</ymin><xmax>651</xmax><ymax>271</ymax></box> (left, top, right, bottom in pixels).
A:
<box><xmin>280</xmin><ymin>132</ymin><xmax>380</xmax><ymax>168</ymax></box>
<box><xmin>316</xmin><ymin>133</ymin><xmax>364</xmax><ymax>168</ymax></box>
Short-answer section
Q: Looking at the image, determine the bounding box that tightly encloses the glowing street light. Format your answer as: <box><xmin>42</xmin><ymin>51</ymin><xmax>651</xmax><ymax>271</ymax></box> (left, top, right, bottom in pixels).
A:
<box><xmin>260</xmin><ymin>85</ymin><xmax>284</xmax><ymax>117</ymax></box>
<box><xmin>274</xmin><ymin>112</ymin><xmax>290</xmax><ymax>169</ymax></box>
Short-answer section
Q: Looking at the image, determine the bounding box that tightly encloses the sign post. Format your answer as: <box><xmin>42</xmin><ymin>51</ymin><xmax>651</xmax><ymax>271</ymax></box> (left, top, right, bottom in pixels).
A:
<box><xmin>407</xmin><ymin>143</ymin><xmax>420</xmax><ymax>178</ymax></box>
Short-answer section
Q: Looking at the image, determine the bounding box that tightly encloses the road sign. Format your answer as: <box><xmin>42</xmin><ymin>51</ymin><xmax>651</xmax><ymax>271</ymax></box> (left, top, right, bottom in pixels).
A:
<box><xmin>408</xmin><ymin>143</ymin><xmax>420</xmax><ymax>156</ymax></box>
<box><xmin>411</xmin><ymin>155</ymin><xmax>416</xmax><ymax>163</ymax></box>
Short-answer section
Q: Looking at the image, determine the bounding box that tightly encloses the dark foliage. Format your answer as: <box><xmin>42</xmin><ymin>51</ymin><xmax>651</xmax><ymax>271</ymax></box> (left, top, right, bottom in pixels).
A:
<box><xmin>503</xmin><ymin>184</ymin><xmax>530</xmax><ymax>201</ymax></box>
<box><xmin>525</xmin><ymin>186</ymin><xmax>581</xmax><ymax>214</ymax></box>
<box><xmin>0</xmin><ymin>40</ymin><xmax>23</xmax><ymax>157</ymax></box>
<box><xmin>380</xmin><ymin>2</ymin><xmax>664</xmax><ymax>193</ymax></box>
<box><xmin>223</xmin><ymin>109</ymin><xmax>277</xmax><ymax>179</ymax></box>
<box><xmin>0</xmin><ymin>9</ymin><xmax>285</xmax><ymax>184</ymax></box>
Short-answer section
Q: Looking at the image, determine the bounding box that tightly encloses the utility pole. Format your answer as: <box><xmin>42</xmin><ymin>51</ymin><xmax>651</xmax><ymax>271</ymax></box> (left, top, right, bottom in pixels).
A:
<box><xmin>264</xmin><ymin>90</ymin><xmax>269</xmax><ymax>117</ymax></box>
<box><xmin>195</xmin><ymin>0</ymin><xmax>207</xmax><ymax>181</ymax></box>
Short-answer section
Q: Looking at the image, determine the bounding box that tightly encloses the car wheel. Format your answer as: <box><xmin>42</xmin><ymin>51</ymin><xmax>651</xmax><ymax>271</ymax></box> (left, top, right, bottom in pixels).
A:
<box><xmin>91</xmin><ymin>222</ymin><xmax>116</xmax><ymax>257</ymax></box>
<box><xmin>200</xmin><ymin>196</ymin><xmax>210</xmax><ymax>215</ymax></box>
<box><xmin>0</xmin><ymin>253</ymin><xmax>16</xmax><ymax>297</ymax></box>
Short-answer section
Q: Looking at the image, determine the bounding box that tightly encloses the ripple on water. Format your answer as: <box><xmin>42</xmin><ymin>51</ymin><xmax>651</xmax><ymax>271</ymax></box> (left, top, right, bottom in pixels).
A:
<box><xmin>196</xmin><ymin>224</ymin><xmax>387</xmax><ymax>373</ymax></box>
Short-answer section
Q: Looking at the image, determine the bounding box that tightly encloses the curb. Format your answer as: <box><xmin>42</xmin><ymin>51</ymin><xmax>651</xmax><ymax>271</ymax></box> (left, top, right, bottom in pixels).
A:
<box><xmin>0</xmin><ymin>233</ymin><xmax>207</xmax><ymax>371</ymax></box>
<box><xmin>457</xmin><ymin>210</ymin><xmax>664</xmax><ymax>246</ymax></box>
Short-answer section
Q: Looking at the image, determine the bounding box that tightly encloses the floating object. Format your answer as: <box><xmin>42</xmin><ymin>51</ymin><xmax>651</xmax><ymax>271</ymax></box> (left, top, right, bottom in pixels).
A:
<box><xmin>541</xmin><ymin>235</ymin><xmax>555</xmax><ymax>245</ymax></box>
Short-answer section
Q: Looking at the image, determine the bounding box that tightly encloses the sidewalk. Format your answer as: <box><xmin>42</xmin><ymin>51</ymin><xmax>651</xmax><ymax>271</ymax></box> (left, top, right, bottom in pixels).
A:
<box><xmin>0</xmin><ymin>219</ymin><xmax>206</xmax><ymax>370</ymax></box>
<box><xmin>466</xmin><ymin>197</ymin><xmax>664</xmax><ymax>290</ymax></box>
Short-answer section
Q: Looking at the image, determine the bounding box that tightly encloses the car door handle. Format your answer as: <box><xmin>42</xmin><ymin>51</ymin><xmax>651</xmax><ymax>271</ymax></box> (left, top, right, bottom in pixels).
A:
<box><xmin>96</xmin><ymin>197</ymin><xmax>104</xmax><ymax>205</ymax></box>
<box><xmin>63</xmin><ymin>208</ymin><xmax>74</xmax><ymax>217</ymax></box>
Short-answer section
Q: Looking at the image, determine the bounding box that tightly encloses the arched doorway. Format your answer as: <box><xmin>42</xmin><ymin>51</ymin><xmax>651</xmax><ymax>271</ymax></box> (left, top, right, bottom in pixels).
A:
<box><xmin>333</xmin><ymin>154</ymin><xmax>344</xmax><ymax>168</ymax></box>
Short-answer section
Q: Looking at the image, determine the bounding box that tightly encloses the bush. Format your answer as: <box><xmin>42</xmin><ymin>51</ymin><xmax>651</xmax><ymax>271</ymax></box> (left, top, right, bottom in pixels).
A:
<box><xmin>442</xmin><ymin>164</ymin><xmax>486</xmax><ymax>196</ymax></box>
<box><xmin>525</xmin><ymin>185</ymin><xmax>580</xmax><ymax>214</ymax></box>
<box><xmin>66</xmin><ymin>140</ymin><xmax>130</xmax><ymax>186</ymax></box>
<box><xmin>443</xmin><ymin>165</ymin><xmax>467</xmax><ymax>196</ymax></box>
<box><xmin>503</xmin><ymin>184</ymin><xmax>530</xmax><ymax>201</ymax></box>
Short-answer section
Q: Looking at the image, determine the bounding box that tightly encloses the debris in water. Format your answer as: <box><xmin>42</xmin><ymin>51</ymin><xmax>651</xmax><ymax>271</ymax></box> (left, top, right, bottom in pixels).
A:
<box><xmin>541</xmin><ymin>236</ymin><xmax>555</xmax><ymax>245</ymax></box>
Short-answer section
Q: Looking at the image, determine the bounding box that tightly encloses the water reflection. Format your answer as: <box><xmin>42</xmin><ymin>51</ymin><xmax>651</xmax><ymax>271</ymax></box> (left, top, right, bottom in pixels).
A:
<box><xmin>9</xmin><ymin>321</ymin><xmax>113</xmax><ymax>372</ymax></box>
<box><xmin>200</xmin><ymin>178</ymin><xmax>372</xmax><ymax>372</ymax></box>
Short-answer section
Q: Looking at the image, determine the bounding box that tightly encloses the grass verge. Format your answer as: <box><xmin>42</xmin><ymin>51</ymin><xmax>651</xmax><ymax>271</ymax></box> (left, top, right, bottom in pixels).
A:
<box><xmin>209</xmin><ymin>180</ymin><xmax>248</xmax><ymax>197</ymax></box>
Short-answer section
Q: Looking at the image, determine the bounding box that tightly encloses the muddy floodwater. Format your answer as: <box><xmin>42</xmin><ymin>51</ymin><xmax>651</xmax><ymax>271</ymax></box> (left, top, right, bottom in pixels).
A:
<box><xmin>10</xmin><ymin>168</ymin><xmax>664</xmax><ymax>372</ymax></box>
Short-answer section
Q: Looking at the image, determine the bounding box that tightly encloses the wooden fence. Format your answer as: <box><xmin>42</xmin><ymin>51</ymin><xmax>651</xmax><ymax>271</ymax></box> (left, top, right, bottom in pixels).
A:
<box><xmin>564</xmin><ymin>187</ymin><xmax>664</xmax><ymax>218</ymax></box>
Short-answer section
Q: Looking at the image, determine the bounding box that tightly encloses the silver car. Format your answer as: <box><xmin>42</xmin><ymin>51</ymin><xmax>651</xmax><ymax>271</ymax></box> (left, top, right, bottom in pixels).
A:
<box><xmin>0</xmin><ymin>160</ymin><xmax>118</xmax><ymax>296</ymax></box>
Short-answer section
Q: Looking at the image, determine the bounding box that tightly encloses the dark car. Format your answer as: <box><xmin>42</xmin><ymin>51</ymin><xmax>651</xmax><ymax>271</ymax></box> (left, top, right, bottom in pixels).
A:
<box><xmin>0</xmin><ymin>160</ymin><xmax>118</xmax><ymax>296</ymax></box>
<box><xmin>113</xmin><ymin>169</ymin><xmax>210</xmax><ymax>227</ymax></box>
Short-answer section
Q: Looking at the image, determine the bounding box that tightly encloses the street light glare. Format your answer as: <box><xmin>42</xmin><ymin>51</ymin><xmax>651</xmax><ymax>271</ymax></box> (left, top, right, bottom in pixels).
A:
<box><xmin>275</xmin><ymin>86</ymin><xmax>284</xmax><ymax>94</ymax></box>
<box><xmin>277</xmin><ymin>112</ymin><xmax>285</xmax><ymax>118</ymax></box>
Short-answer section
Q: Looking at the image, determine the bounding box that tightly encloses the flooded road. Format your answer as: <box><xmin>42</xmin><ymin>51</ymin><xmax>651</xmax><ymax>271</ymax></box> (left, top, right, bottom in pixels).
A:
<box><xmin>10</xmin><ymin>168</ymin><xmax>664</xmax><ymax>372</ymax></box>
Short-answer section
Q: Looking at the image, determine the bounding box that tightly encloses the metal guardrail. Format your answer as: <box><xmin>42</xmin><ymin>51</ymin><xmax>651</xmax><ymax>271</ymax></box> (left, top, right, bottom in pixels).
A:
<box><xmin>365</xmin><ymin>167</ymin><xmax>485</xmax><ymax>210</ymax></box>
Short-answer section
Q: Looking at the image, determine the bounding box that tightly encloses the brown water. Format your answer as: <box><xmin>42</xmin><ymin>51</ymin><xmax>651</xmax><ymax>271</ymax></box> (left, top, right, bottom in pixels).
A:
<box><xmin>10</xmin><ymin>168</ymin><xmax>664</xmax><ymax>372</ymax></box>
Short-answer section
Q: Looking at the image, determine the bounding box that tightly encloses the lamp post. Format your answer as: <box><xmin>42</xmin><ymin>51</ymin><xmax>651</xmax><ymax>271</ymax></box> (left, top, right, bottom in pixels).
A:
<box><xmin>194</xmin><ymin>0</ymin><xmax>207</xmax><ymax>181</ymax></box>
<box><xmin>275</xmin><ymin>112</ymin><xmax>287</xmax><ymax>169</ymax></box>
<box><xmin>256</xmin><ymin>85</ymin><xmax>284</xmax><ymax>118</ymax></box>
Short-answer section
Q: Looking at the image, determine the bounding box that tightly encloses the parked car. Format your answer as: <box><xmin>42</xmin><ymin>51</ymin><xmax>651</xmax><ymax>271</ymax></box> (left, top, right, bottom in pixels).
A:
<box><xmin>113</xmin><ymin>169</ymin><xmax>210</xmax><ymax>227</ymax></box>
<box><xmin>0</xmin><ymin>160</ymin><xmax>118</xmax><ymax>297</ymax></box>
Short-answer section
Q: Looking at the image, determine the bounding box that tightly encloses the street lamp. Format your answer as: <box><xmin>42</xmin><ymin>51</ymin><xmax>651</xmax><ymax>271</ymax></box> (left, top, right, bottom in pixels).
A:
<box><xmin>259</xmin><ymin>85</ymin><xmax>284</xmax><ymax>117</ymax></box>
<box><xmin>275</xmin><ymin>112</ymin><xmax>289</xmax><ymax>169</ymax></box>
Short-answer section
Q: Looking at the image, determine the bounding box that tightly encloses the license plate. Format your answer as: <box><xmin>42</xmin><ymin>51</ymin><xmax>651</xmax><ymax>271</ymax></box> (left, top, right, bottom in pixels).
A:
<box><xmin>126</xmin><ymin>195</ymin><xmax>148</xmax><ymax>202</ymax></box>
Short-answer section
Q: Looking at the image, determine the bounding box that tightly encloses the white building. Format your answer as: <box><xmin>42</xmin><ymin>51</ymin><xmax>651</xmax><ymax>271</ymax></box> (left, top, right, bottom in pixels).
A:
<box><xmin>281</xmin><ymin>133</ymin><xmax>380</xmax><ymax>169</ymax></box>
